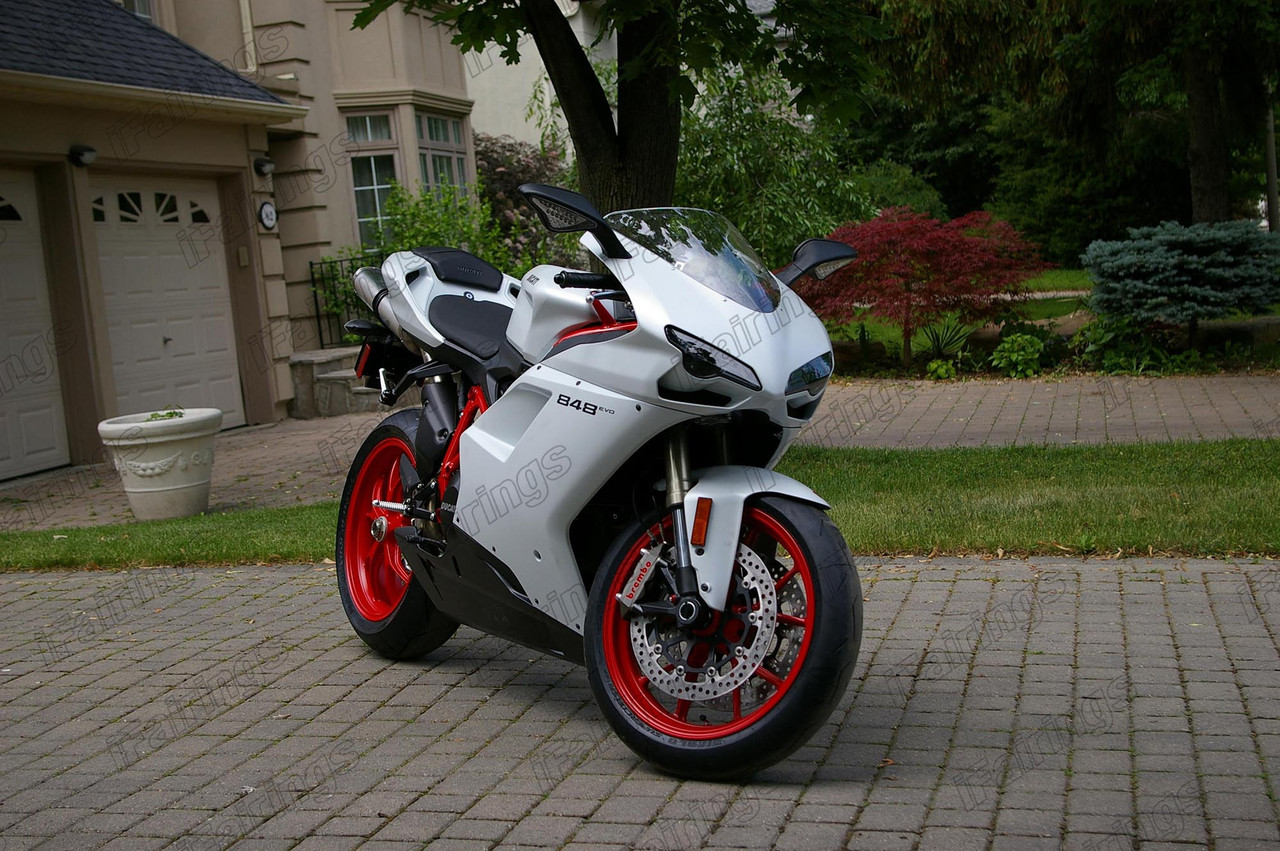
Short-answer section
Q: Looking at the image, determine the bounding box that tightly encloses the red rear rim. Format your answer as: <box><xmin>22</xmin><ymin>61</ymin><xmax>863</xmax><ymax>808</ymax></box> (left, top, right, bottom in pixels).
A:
<box><xmin>601</xmin><ymin>507</ymin><xmax>816</xmax><ymax>739</ymax></box>
<box><xmin>344</xmin><ymin>436</ymin><xmax>414</xmax><ymax>622</ymax></box>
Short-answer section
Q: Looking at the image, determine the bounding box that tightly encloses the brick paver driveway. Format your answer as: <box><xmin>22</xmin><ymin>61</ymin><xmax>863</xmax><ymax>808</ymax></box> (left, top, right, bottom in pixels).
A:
<box><xmin>4</xmin><ymin>557</ymin><xmax>1278</xmax><ymax>850</ymax></box>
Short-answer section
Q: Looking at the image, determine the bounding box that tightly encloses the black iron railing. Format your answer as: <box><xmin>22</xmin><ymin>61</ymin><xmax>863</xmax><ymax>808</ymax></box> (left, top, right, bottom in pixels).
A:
<box><xmin>309</xmin><ymin>253</ymin><xmax>383</xmax><ymax>348</ymax></box>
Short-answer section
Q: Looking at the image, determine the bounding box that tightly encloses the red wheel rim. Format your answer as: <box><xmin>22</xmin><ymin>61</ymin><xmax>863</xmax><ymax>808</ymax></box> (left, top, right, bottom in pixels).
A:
<box><xmin>601</xmin><ymin>507</ymin><xmax>816</xmax><ymax>739</ymax></box>
<box><xmin>344</xmin><ymin>436</ymin><xmax>414</xmax><ymax>622</ymax></box>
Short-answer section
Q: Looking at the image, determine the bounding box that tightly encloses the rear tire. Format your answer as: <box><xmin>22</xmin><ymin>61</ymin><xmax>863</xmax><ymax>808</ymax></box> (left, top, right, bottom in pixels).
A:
<box><xmin>336</xmin><ymin>421</ymin><xmax>457</xmax><ymax>659</ymax></box>
<box><xmin>585</xmin><ymin>495</ymin><xmax>862</xmax><ymax>780</ymax></box>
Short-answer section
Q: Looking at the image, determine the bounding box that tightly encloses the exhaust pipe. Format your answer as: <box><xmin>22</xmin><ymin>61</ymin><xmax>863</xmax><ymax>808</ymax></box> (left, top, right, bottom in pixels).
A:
<box><xmin>352</xmin><ymin>266</ymin><xmax>403</xmax><ymax>338</ymax></box>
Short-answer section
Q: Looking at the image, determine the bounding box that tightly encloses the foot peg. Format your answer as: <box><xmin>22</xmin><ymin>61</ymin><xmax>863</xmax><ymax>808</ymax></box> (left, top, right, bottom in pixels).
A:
<box><xmin>372</xmin><ymin>499</ymin><xmax>437</xmax><ymax>522</ymax></box>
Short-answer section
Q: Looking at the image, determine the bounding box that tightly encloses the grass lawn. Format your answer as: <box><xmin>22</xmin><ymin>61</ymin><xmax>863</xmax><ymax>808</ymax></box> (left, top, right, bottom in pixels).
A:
<box><xmin>1025</xmin><ymin>269</ymin><xmax>1092</xmax><ymax>293</ymax></box>
<box><xmin>0</xmin><ymin>503</ymin><xmax>337</xmax><ymax>571</ymax></box>
<box><xmin>2</xmin><ymin>440</ymin><xmax>1276</xmax><ymax>569</ymax></box>
<box><xmin>778</xmin><ymin>439</ymin><xmax>1279</xmax><ymax>557</ymax></box>
<box><xmin>1019</xmin><ymin>296</ymin><xmax>1086</xmax><ymax>322</ymax></box>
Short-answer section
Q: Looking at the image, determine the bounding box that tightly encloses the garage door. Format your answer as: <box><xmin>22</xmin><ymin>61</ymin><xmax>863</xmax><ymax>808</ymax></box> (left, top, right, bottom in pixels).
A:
<box><xmin>92</xmin><ymin>176</ymin><xmax>245</xmax><ymax>427</ymax></box>
<box><xmin>0</xmin><ymin>170</ymin><xmax>71</xmax><ymax>480</ymax></box>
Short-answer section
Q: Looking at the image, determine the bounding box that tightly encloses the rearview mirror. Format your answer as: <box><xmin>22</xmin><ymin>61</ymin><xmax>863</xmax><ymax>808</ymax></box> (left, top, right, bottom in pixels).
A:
<box><xmin>775</xmin><ymin>238</ymin><xmax>857</xmax><ymax>287</ymax></box>
<box><xmin>518</xmin><ymin>183</ymin><xmax>631</xmax><ymax>259</ymax></box>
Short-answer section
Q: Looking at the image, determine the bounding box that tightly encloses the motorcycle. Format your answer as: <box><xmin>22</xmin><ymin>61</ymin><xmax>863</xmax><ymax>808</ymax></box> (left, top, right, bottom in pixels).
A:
<box><xmin>335</xmin><ymin>183</ymin><xmax>862</xmax><ymax>779</ymax></box>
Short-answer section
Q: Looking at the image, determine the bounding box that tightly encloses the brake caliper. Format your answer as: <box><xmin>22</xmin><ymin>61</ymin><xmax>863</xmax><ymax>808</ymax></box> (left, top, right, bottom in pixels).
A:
<box><xmin>615</xmin><ymin>545</ymin><xmax>666</xmax><ymax>615</ymax></box>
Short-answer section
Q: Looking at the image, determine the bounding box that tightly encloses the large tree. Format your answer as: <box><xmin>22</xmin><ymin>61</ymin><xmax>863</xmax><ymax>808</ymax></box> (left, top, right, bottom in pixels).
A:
<box><xmin>354</xmin><ymin>0</ymin><xmax>879</xmax><ymax>211</ymax></box>
<box><xmin>861</xmin><ymin>0</ymin><xmax>1280</xmax><ymax>223</ymax></box>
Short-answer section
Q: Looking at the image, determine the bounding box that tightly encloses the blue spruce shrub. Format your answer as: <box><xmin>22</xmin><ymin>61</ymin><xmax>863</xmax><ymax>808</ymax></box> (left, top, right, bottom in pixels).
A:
<box><xmin>1083</xmin><ymin>221</ymin><xmax>1280</xmax><ymax>337</ymax></box>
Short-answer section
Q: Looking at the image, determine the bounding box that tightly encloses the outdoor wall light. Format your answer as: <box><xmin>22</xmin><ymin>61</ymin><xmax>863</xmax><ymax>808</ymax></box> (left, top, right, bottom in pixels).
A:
<box><xmin>253</xmin><ymin>156</ymin><xmax>275</xmax><ymax>177</ymax></box>
<box><xmin>67</xmin><ymin>144</ymin><xmax>97</xmax><ymax>168</ymax></box>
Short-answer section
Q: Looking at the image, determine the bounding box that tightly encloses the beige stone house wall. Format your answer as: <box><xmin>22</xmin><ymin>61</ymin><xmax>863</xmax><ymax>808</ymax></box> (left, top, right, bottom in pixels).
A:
<box><xmin>172</xmin><ymin>0</ymin><xmax>477</xmax><ymax>354</ymax></box>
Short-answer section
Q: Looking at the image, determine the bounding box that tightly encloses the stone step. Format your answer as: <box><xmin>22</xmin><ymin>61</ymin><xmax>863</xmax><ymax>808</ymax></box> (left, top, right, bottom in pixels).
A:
<box><xmin>288</xmin><ymin>346</ymin><xmax>362</xmax><ymax>419</ymax></box>
<box><xmin>307</xmin><ymin>368</ymin><xmax>415</xmax><ymax>417</ymax></box>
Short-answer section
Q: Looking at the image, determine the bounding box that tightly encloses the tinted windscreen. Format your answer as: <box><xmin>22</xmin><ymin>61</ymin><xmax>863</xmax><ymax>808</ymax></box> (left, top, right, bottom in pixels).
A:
<box><xmin>605</xmin><ymin>208</ymin><xmax>781</xmax><ymax>313</ymax></box>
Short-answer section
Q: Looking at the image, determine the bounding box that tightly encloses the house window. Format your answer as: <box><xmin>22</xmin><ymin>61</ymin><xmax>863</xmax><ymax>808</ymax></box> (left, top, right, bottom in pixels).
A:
<box><xmin>121</xmin><ymin>0</ymin><xmax>152</xmax><ymax>20</ymax></box>
<box><xmin>344</xmin><ymin>113</ymin><xmax>398</xmax><ymax>247</ymax></box>
<box><xmin>346</xmin><ymin>115</ymin><xmax>393</xmax><ymax>143</ymax></box>
<box><xmin>352</xmin><ymin>155</ymin><xmax>396</xmax><ymax>247</ymax></box>
<box><xmin>416</xmin><ymin>112</ymin><xmax>468</xmax><ymax>189</ymax></box>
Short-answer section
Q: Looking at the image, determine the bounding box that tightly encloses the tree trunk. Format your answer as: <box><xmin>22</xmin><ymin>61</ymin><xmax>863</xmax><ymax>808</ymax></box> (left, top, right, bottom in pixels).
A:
<box><xmin>519</xmin><ymin>0</ymin><xmax>680</xmax><ymax>213</ymax></box>
<box><xmin>1266</xmin><ymin>101</ymin><xmax>1278</xmax><ymax>233</ymax></box>
<box><xmin>596</xmin><ymin>12</ymin><xmax>681</xmax><ymax>212</ymax></box>
<box><xmin>1182</xmin><ymin>50</ymin><xmax>1231</xmax><ymax>223</ymax></box>
<box><xmin>901</xmin><ymin>325</ymin><xmax>913</xmax><ymax>367</ymax></box>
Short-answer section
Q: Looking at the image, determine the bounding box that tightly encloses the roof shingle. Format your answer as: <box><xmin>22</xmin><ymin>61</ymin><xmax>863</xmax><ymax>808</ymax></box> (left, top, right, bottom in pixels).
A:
<box><xmin>0</xmin><ymin>0</ymin><xmax>284</xmax><ymax>105</ymax></box>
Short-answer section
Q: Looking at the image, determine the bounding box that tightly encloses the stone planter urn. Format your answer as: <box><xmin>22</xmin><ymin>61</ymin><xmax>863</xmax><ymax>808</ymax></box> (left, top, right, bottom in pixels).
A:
<box><xmin>97</xmin><ymin>408</ymin><xmax>223</xmax><ymax>521</ymax></box>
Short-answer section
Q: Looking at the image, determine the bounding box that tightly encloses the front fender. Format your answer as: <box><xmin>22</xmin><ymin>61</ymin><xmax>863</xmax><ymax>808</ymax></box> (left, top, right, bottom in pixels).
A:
<box><xmin>683</xmin><ymin>466</ymin><xmax>829</xmax><ymax>610</ymax></box>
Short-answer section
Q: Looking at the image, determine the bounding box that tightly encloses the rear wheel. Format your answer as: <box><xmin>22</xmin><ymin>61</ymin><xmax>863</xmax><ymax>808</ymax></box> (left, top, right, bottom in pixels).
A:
<box><xmin>336</xmin><ymin>422</ymin><xmax>457</xmax><ymax>659</ymax></box>
<box><xmin>585</xmin><ymin>495</ymin><xmax>861</xmax><ymax>780</ymax></box>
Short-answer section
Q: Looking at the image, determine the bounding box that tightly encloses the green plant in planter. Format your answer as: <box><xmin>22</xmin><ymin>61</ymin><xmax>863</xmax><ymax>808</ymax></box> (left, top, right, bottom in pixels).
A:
<box><xmin>990</xmin><ymin>333</ymin><xmax>1045</xmax><ymax>377</ymax></box>
<box><xmin>926</xmin><ymin>358</ymin><xmax>957</xmax><ymax>380</ymax></box>
<box><xmin>146</xmin><ymin>407</ymin><xmax>185</xmax><ymax>421</ymax></box>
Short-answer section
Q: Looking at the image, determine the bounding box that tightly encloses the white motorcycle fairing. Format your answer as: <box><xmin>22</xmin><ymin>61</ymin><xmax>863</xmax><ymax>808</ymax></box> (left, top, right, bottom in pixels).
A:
<box><xmin>452</xmin><ymin>363</ymin><xmax>687</xmax><ymax>633</ymax></box>
<box><xmin>353</xmin><ymin>197</ymin><xmax>848</xmax><ymax>642</ymax></box>
<box><xmin>447</xmin><ymin>222</ymin><xmax>836</xmax><ymax>632</ymax></box>
<box><xmin>681</xmin><ymin>467</ymin><xmax>829</xmax><ymax>609</ymax></box>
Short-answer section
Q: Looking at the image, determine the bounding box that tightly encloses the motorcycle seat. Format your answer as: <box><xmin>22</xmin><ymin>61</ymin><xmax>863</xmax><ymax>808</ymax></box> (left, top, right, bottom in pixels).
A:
<box><xmin>427</xmin><ymin>295</ymin><xmax>512</xmax><ymax>360</ymax></box>
<box><xmin>411</xmin><ymin>246</ymin><xmax>503</xmax><ymax>292</ymax></box>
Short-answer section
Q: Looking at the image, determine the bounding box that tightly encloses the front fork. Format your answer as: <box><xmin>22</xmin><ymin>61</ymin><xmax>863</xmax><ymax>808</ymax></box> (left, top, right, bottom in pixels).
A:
<box><xmin>664</xmin><ymin>427</ymin><xmax>707</xmax><ymax>627</ymax></box>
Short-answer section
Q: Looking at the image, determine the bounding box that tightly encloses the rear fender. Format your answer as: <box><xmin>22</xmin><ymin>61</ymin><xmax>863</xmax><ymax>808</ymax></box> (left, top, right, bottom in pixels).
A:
<box><xmin>368</xmin><ymin>408</ymin><xmax>422</xmax><ymax>490</ymax></box>
<box><xmin>682</xmin><ymin>466</ymin><xmax>829</xmax><ymax>610</ymax></box>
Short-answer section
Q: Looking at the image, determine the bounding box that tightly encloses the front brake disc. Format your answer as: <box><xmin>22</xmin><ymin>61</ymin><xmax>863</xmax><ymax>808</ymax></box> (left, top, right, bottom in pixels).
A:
<box><xmin>629</xmin><ymin>543</ymin><xmax>778</xmax><ymax>701</ymax></box>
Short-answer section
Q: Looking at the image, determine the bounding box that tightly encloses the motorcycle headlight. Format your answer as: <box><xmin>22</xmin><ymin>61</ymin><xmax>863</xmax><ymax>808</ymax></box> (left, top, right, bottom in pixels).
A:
<box><xmin>786</xmin><ymin>351</ymin><xmax>834</xmax><ymax>394</ymax></box>
<box><xmin>665</xmin><ymin>326</ymin><xmax>762</xmax><ymax>391</ymax></box>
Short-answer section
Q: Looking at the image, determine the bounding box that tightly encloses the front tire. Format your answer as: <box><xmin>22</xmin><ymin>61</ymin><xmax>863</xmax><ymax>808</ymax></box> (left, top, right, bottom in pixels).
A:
<box><xmin>336</xmin><ymin>422</ymin><xmax>457</xmax><ymax>659</ymax></box>
<box><xmin>585</xmin><ymin>495</ymin><xmax>862</xmax><ymax>780</ymax></box>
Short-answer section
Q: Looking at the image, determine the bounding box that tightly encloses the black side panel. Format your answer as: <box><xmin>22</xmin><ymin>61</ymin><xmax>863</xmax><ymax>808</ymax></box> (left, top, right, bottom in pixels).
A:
<box><xmin>415</xmin><ymin>379</ymin><xmax>457</xmax><ymax>468</ymax></box>
<box><xmin>424</xmin><ymin>334</ymin><xmax>528</xmax><ymax>406</ymax></box>
<box><xmin>397</xmin><ymin>526</ymin><xmax>585</xmax><ymax>664</ymax></box>
<box><xmin>411</xmin><ymin>246</ymin><xmax>503</xmax><ymax>292</ymax></box>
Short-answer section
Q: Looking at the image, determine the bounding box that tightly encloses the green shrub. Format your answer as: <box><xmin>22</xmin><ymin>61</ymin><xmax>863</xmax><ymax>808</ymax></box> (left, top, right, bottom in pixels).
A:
<box><xmin>676</xmin><ymin>65</ymin><xmax>875</xmax><ymax>267</ymax></box>
<box><xmin>1068</xmin><ymin>316</ymin><xmax>1217</xmax><ymax>375</ymax></box>
<box><xmin>473</xmin><ymin>132</ymin><xmax>582</xmax><ymax>268</ymax></box>
<box><xmin>850</xmin><ymin>161</ymin><xmax>948</xmax><ymax>221</ymax></box>
<box><xmin>926</xmin><ymin>358</ymin><xmax>957</xmax><ymax>380</ymax></box>
<box><xmin>998</xmin><ymin>313</ymin><xmax>1067</xmax><ymax>367</ymax></box>
<box><xmin>990</xmin><ymin>333</ymin><xmax>1045</xmax><ymax>377</ymax></box>
<box><xmin>374</xmin><ymin>181</ymin><xmax>513</xmax><ymax>267</ymax></box>
<box><xmin>922</xmin><ymin>320</ymin><xmax>973</xmax><ymax>360</ymax></box>
<box><xmin>1083</xmin><ymin>221</ymin><xmax>1280</xmax><ymax>340</ymax></box>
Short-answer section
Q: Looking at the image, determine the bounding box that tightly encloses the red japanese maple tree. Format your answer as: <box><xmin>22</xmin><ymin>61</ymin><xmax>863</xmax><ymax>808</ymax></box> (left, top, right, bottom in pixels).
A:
<box><xmin>798</xmin><ymin>208</ymin><xmax>1049</xmax><ymax>366</ymax></box>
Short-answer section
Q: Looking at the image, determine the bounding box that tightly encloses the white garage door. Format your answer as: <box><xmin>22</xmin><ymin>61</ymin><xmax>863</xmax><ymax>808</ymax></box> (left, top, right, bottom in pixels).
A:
<box><xmin>0</xmin><ymin>170</ymin><xmax>71</xmax><ymax>480</ymax></box>
<box><xmin>92</xmin><ymin>176</ymin><xmax>245</xmax><ymax>428</ymax></box>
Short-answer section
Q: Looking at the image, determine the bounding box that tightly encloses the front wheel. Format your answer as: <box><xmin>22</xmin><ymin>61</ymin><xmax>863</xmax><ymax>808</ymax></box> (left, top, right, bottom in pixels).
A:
<box><xmin>336</xmin><ymin>421</ymin><xmax>457</xmax><ymax>659</ymax></box>
<box><xmin>585</xmin><ymin>495</ymin><xmax>862</xmax><ymax>780</ymax></box>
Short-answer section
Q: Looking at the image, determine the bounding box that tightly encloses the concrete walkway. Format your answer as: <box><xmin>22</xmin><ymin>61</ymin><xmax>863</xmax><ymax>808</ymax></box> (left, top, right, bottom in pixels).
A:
<box><xmin>2</xmin><ymin>557</ymin><xmax>1278</xmax><ymax>850</ymax></box>
<box><xmin>2</xmin><ymin>375</ymin><xmax>1279</xmax><ymax>533</ymax></box>
<box><xmin>2</xmin><ymin>377</ymin><xmax>1280</xmax><ymax>850</ymax></box>
<box><xmin>805</xmin><ymin>374</ymin><xmax>1280</xmax><ymax>449</ymax></box>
